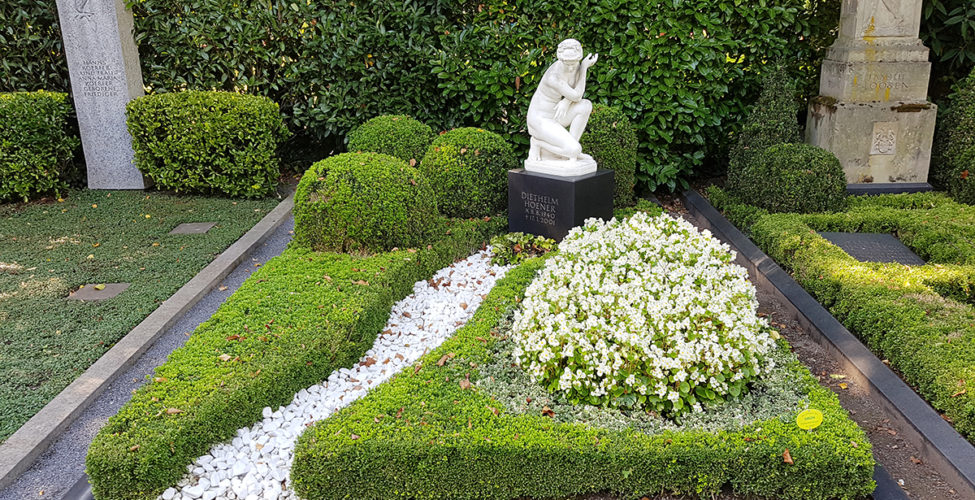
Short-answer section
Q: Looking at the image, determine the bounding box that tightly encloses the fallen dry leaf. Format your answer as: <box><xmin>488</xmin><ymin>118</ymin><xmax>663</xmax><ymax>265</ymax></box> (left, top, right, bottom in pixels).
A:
<box><xmin>910</xmin><ymin>456</ymin><xmax>922</xmax><ymax>465</ymax></box>
<box><xmin>459</xmin><ymin>374</ymin><xmax>472</xmax><ymax>390</ymax></box>
<box><xmin>350</xmin><ymin>434</ymin><xmax>360</xmax><ymax>440</ymax></box>
<box><xmin>218</xmin><ymin>354</ymin><xmax>232</xmax><ymax>362</ymax></box>
<box><xmin>153</xmin><ymin>377</ymin><xmax>167</xmax><ymax>383</ymax></box>
<box><xmin>782</xmin><ymin>449</ymin><xmax>794</xmax><ymax>465</ymax></box>
<box><xmin>951</xmin><ymin>389</ymin><xmax>967</xmax><ymax>398</ymax></box>
<box><xmin>541</xmin><ymin>406</ymin><xmax>555</xmax><ymax>418</ymax></box>
<box><xmin>165</xmin><ymin>408</ymin><xmax>183</xmax><ymax>415</ymax></box>
<box><xmin>839</xmin><ymin>383</ymin><xmax>848</xmax><ymax>390</ymax></box>
<box><xmin>129</xmin><ymin>445</ymin><xmax>140</xmax><ymax>452</ymax></box>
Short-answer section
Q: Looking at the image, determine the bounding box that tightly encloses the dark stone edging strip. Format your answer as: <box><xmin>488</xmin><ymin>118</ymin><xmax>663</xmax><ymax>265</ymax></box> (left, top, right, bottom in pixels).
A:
<box><xmin>0</xmin><ymin>193</ymin><xmax>295</xmax><ymax>491</ymax></box>
<box><xmin>680</xmin><ymin>189</ymin><xmax>975</xmax><ymax>496</ymax></box>
<box><xmin>846</xmin><ymin>182</ymin><xmax>932</xmax><ymax>196</ymax></box>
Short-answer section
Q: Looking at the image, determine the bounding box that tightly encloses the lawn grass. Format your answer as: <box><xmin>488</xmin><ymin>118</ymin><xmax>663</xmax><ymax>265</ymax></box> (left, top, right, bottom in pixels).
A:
<box><xmin>0</xmin><ymin>190</ymin><xmax>278</xmax><ymax>443</ymax></box>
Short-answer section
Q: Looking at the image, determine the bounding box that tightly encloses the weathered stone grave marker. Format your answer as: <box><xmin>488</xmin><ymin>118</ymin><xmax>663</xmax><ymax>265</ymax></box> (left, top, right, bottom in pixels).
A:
<box><xmin>169</xmin><ymin>222</ymin><xmax>218</xmax><ymax>235</ymax></box>
<box><xmin>818</xmin><ymin>232</ymin><xmax>926</xmax><ymax>265</ymax></box>
<box><xmin>806</xmin><ymin>0</ymin><xmax>937</xmax><ymax>186</ymax></box>
<box><xmin>55</xmin><ymin>0</ymin><xmax>146</xmax><ymax>189</ymax></box>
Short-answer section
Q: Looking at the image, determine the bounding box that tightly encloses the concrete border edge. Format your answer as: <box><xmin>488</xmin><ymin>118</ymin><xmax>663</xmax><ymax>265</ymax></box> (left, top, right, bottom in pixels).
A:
<box><xmin>0</xmin><ymin>193</ymin><xmax>295</xmax><ymax>490</ymax></box>
<box><xmin>680</xmin><ymin>189</ymin><xmax>975</xmax><ymax>496</ymax></box>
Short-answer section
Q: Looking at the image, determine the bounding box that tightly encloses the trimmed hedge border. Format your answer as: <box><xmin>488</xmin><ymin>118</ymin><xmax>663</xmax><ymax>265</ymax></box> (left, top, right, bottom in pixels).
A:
<box><xmin>85</xmin><ymin>217</ymin><xmax>504</xmax><ymax>499</ymax></box>
<box><xmin>291</xmin><ymin>259</ymin><xmax>875</xmax><ymax>500</ymax></box>
<box><xmin>708</xmin><ymin>188</ymin><xmax>975</xmax><ymax>443</ymax></box>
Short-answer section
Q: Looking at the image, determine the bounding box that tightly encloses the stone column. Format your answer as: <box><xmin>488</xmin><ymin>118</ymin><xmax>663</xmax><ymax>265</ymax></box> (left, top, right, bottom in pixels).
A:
<box><xmin>55</xmin><ymin>0</ymin><xmax>146</xmax><ymax>189</ymax></box>
<box><xmin>806</xmin><ymin>0</ymin><xmax>937</xmax><ymax>184</ymax></box>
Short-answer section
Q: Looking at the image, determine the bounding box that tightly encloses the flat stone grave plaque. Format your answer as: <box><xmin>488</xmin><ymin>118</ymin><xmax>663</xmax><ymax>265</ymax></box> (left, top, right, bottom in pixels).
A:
<box><xmin>508</xmin><ymin>168</ymin><xmax>614</xmax><ymax>241</ymax></box>
<box><xmin>68</xmin><ymin>283</ymin><xmax>131</xmax><ymax>301</ymax></box>
<box><xmin>817</xmin><ymin>232</ymin><xmax>925</xmax><ymax>265</ymax></box>
<box><xmin>169</xmin><ymin>222</ymin><xmax>217</xmax><ymax>235</ymax></box>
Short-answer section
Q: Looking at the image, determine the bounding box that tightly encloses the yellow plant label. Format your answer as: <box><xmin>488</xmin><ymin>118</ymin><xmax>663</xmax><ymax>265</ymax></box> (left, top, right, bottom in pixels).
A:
<box><xmin>797</xmin><ymin>409</ymin><xmax>824</xmax><ymax>430</ymax></box>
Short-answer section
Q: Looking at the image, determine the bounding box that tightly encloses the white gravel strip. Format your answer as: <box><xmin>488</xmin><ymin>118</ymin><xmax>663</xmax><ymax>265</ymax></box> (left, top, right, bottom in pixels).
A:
<box><xmin>160</xmin><ymin>249</ymin><xmax>509</xmax><ymax>500</ymax></box>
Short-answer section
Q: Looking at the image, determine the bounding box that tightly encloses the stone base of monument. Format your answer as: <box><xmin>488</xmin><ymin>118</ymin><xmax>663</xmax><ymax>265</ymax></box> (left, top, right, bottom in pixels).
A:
<box><xmin>806</xmin><ymin>98</ymin><xmax>937</xmax><ymax>184</ymax></box>
<box><xmin>524</xmin><ymin>154</ymin><xmax>597</xmax><ymax>177</ymax></box>
<box><xmin>508</xmin><ymin>168</ymin><xmax>614</xmax><ymax>241</ymax></box>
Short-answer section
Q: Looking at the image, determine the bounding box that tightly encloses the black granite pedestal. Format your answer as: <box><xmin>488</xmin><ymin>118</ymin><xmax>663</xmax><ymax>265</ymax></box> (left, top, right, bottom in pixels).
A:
<box><xmin>508</xmin><ymin>168</ymin><xmax>614</xmax><ymax>241</ymax></box>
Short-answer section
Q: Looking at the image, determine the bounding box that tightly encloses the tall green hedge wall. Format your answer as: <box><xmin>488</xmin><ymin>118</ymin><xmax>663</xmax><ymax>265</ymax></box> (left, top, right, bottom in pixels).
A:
<box><xmin>5</xmin><ymin>0</ymin><xmax>969</xmax><ymax>190</ymax></box>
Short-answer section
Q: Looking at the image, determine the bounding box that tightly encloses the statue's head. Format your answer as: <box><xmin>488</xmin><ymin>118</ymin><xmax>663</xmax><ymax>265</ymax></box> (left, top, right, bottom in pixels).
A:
<box><xmin>556</xmin><ymin>39</ymin><xmax>583</xmax><ymax>63</ymax></box>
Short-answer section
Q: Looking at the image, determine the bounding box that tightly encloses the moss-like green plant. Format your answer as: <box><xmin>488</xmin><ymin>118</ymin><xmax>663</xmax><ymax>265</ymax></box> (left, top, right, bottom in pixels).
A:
<box><xmin>126</xmin><ymin>90</ymin><xmax>289</xmax><ymax>198</ymax></box>
<box><xmin>294</xmin><ymin>152</ymin><xmax>440</xmax><ymax>253</ymax></box>
<box><xmin>0</xmin><ymin>91</ymin><xmax>79</xmax><ymax>202</ymax></box>
<box><xmin>581</xmin><ymin>104</ymin><xmax>637</xmax><ymax>207</ymax></box>
<box><xmin>730</xmin><ymin>143</ymin><xmax>847</xmax><ymax>214</ymax></box>
<box><xmin>419</xmin><ymin>127</ymin><xmax>515</xmax><ymax>218</ymax></box>
<box><xmin>727</xmin><ymin>67</ymin><xmax>802</xmax><ymax>194</ymax></box>
<box><xmin>347</xmin><ymin>115</ymin><xmax>434</xmax><ymax>163</ymax></box>
<box><xmin>291</xmin><ymin>259</ymin><xmax>875</xmax><ymax>500</ymax></box>
<box><xmin>932</xmin><ymin>68</ymin><xmax>975</xmax><ymax>204</ymax></box>
<box><xmin>711</xmin><ymin>189</ymin><xmax>975</xmax><ymax>442</ymax></box>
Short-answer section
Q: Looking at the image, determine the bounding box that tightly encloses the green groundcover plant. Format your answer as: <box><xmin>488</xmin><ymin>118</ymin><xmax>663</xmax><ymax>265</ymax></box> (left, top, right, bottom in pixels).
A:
<box><xmin>0</xmin><ymin>91</ymin><xmax>79</xmax><ymax>202</ymax></box>
<box><xmin>291</xmin><ymin>254</ymin><xmax>875</xmax><ymax>499</ymax></box>
<box><xmin>0</xmin><ymin>190</ymin><xmax>276</xmax><ymax>444</ymax></box>
<box><xmin>709</xmin><ymin>188</ymin><xmax>975</xmax><ymax>443</ymax></box>
<box><xmin>85</xmin><ymin>216</ymin><xmax>504</xmax><ymax>499</ymax></box>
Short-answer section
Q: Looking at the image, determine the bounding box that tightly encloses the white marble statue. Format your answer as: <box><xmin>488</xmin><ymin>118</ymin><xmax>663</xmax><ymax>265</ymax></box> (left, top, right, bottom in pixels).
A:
<box><xmin>525</xmin><ymin>39</ymin><xmax>598</xmax><ymax>176</ymax></box>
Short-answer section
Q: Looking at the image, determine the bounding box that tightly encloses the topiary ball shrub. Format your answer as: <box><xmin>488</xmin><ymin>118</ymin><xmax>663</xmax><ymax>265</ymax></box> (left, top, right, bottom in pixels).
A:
<box><xmin>347</xmin><ymin>115</ymin><xmax>434</xmax><ymax>163</ymax></box>
<box><xmin>419</xmin><ymin>127</ymin><xmax>515</xmax><ymax>218</ymax></box>
<box><xmin>293</xmin><ymin>152</ymin><xmax>440</xmax><ymax>252</ymax></box>
<box><xmin>932</xmin><ymin>68</ymin><xmax>975</xmax><ymax>205</ymax></box>
<box><xmin>731</xmin><ymin>143</ymin><xmax>847</xmax><ymax>214</ymax></box>
<box><xmin>0</xmin><ymin>91</ymin><xmax>80</xmax><ymax>202</ymax></box>
<box><xmin>727</xmin><ymin>68</ymin><xmax>802</xmax><ymax>194</ymax></box>
<box><xmin>127</xmin><ymin>90</ymin><xmax>289</xmax><ymax>198</ymax></box>
<box><xmin>581</xmin><ymin>104</ymin><xmax>637</xmax><ymax>207</ymax></box>
<box><xmin>512</xmin><ymin>212</ymin><xmax>776</xmax><ymax>416</ymax></box>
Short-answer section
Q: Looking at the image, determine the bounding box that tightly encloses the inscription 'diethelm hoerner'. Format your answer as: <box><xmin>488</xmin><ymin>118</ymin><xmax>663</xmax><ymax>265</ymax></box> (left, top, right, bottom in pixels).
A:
<box><xmin>522</xmin><ymin>192</ymin><xmax>558</xmax><ymax>226</ymax></box>
<box><xmin>79</xmin><ymin>60</ymin><xmax>121</xmax><ymax>97</ymax></box>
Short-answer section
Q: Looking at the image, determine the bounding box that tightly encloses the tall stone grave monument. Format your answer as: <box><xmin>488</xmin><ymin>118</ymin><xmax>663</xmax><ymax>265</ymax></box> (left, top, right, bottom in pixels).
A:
<box><xmin>806</xmin><ymin>0</ymin><xmax>937</xmax><ymax>185</ymax></box>
<box><xmin>56</xmin><ymin>0</ymin><xmax>146</xmax><ymax>189</ymax></box>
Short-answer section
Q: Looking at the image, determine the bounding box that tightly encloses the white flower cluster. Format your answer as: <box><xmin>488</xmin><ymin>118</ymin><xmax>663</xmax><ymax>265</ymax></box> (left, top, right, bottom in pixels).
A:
<box><xmin>511</xmin><ymin>212</ymin><xmax>775</xmax><ymax>415</ymax></box>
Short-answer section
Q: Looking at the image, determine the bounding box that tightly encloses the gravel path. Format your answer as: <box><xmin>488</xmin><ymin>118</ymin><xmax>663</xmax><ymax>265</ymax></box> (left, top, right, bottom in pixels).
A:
<box><xmin>160</xmin><ymin>250</ymin><xmax>510</xmax><ymax>500</ymax></box>
<box><xmin>0</xmin><ymin>218</ymin><xmax>295</xmax><ymax>500</ymax></box>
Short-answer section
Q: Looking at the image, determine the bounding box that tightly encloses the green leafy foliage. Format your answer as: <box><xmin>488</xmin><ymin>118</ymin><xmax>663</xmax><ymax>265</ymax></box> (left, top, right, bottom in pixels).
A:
<box><xmin>0</xmin><ymin>190</ymin><xmax>276</xmax><ymax>444</ymax></box>
<box><xmin>932</xmin><ymin>68</ymin><xmax>975</xmax><ymax>204</ymax></box>
<box><xmin>126</xmin><ymin>91</ymin><xmax>289</xmax><ymax>198</ymax></box>
<box><xmin>347</xmin><ymin>115</ymin><xmax>436</xmax><ymax>163</ymax></box>
<box><xmin>420</xmin><ymin>127</ymin><xmax>515</xmax><ymax>218</ymax></box>
<box><xmin>0</xmin><ymin>1</ymin><xmax>69</xmax><ymax>92</ymax></box>
<box><xmin>711</xmin><ymin>190</ymin><xmax>975</xmax><ymax>443</ymax></box>
<box><xmin>290</xmin><ymin>259</ymin><xmax>875</xmax><ymax>500</ymax></box>
<box><xmin>293</xmin><ymin>152</ymin><xmax>441</xmax><ymax>253</ymax></box>
<box><xmin>488</xmin><ymin>232</ymin><xmax>555</xmax><ymax>266</ymax></box>
<box><xmin>581</xmin><ymin>104</ymin><xmax>637</xmax><ymax>207</ymax></box>
<box><xmin>0</xmin><ymin>91</ymin><xmax>79</xmax><ymax>202</ymax></box>
<box><xmin>729</xmin><ymin>144</ymin><xmax>847</xmax><ymax>214</ymax></box>
<box><xmin>922</xmin><ymin>0</ymin><xmax>975</xmax><ymax>79</ymax></box>
<box><xmin>84</xmin><ymin>217</ymin><xmax>503</xmax><ymax>499</ymax></box>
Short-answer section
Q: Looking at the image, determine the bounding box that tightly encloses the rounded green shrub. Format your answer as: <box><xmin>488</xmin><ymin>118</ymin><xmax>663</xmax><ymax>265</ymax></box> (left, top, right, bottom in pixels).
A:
<box><xmin>581</xmin><ymin>104</ymin><xmax>637</xmax><ymax>207</ymax></box>
<box><xmin>419</xmin><ymin>127</ymin><xmax>514</xmax><ymax>218</ymax></box>
<box><xmin>732</xmin><ymin>143</ymin><xmax>846</xmax><ymax>214</ymax></box>
<box><xmin>932</xmin><ymin>68</ymin><xmax>975</xmax><ymax>204</ymax></box>
<box><xmin>347</xmin><ymin>115</ymin><xmax>434</xmax><ymax>163</ymax></box>
<box><xmin>0</xmin><ymin>91</ymin><xmax>79</xmax><ymax>202</ymax></box>
<box><xmin>126</xmin><ymin>90</ymin><xmax>289</xmax><ymax>198</ymax></box>
<box><xmin>727</xmin><ymin>68</ymin><xmax>802</xmax><ymax>194</ymax></box>
<box><xmin>294</xmin><ymin>152</ymin><xmax>440</xmax><ymax>252</ymax></box>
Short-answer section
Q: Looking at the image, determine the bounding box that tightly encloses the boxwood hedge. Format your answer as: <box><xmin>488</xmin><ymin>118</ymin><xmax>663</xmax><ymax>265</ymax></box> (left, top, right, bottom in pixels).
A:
<box><xmin>710</xmin><ymin>188</ymin><xmax>975</xmax><ymax>443</ymax></box>
<box><xmin>291</xmin><ymin>259</ymin><xmax>875</xmax><ymax>500</ymax></box>
<box><xmin>85</xmin><ymin>216</ymin><xmax>504</xmax><ymax>499</ymax></box>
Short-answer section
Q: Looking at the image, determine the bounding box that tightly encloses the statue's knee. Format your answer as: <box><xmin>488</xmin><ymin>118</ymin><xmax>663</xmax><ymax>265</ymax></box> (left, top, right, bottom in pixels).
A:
<box><xmin>579</xmin><ymin>100</ymin><xmax>592</xmax><ymax>115</ymax></box>
<box><xmin>567</xmin><ymin>143</ymin><xmax>583</xmax><ymax>158</ymax></box>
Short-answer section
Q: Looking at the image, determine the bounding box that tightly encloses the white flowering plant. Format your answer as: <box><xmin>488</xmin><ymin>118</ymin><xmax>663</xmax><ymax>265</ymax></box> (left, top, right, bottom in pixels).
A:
<box><xmin>512</xmin><ymin>212</ymin><xmax>776</xmax><ymax>416</ymax></box>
